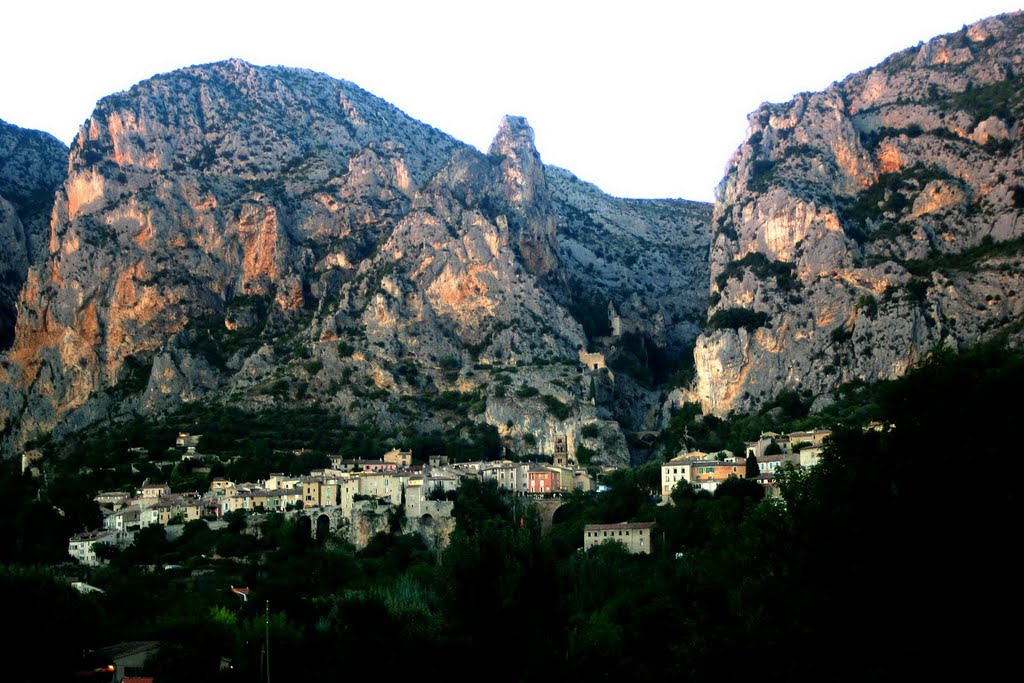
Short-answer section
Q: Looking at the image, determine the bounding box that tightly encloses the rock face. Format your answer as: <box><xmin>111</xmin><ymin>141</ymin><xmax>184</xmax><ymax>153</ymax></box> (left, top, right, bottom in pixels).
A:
<box><xmin>548</xmin><ymin>167</ymin><xmax>711</xmax><ymax>354</ymax></box>
<box><xmin>0</xmin><ymin>121</ymin><xmax>68</xmax><ymax>349</ymax></box>
<box><xmin>690</xmin><ymin>12</ymin><xmax>1024</xmax><ymax>415</ymax></box>
<box><xmin>0</xmin><ymin>60</ymin><xmax>711</xmax><ymax>466</ymax></box>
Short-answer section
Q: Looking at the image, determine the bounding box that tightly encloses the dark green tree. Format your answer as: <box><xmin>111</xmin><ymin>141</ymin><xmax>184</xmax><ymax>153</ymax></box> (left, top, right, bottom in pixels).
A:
<box><xmin>745</xmin><ymin>452</ymin><xmax>760</xmax><ymax>478</ymax></box>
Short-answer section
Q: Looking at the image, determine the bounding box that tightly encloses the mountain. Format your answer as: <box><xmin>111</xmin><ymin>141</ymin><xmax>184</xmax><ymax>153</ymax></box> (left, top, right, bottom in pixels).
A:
<box><xmin>0</xmin><ymin>121</ymin><xmax>68</xmax><ymax>349</ymax></box>
<box><xmin>687</xmin><ymin>12</ymin><xmax>1024</xmax><ymax>416</ymax></box>
<box><xmin>0</xmin><ymin>60</ymin><xmax>712</xmax><ymax>463</ymax></box>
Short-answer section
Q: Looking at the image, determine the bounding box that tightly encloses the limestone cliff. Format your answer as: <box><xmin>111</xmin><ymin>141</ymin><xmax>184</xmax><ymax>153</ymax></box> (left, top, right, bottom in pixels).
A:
<box><xmin>0</xmin><ymin>121</ymin><xmax>67</xmax><ymax>348</ymax></box>
<box><xmin>547</xmin><ymin>167</ymin><xmax>712</xmax><ymax>353</ymax></box>
<box><xmin>0</xmin><ymin>60</ymin><xmax>710</xmax><ymax>467</ymax></box>
<box><xmin>690</xmin><ymin>12</ymin><xmax>1024</xmax><ymax>415</ymax></box>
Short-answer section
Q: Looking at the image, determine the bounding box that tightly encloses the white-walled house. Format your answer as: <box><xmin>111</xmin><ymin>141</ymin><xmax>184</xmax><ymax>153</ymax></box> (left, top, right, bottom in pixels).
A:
<box><xmin>68</xmin><ymin>529</ymin><xmax>132</xmax><ymax>566</ymax></box>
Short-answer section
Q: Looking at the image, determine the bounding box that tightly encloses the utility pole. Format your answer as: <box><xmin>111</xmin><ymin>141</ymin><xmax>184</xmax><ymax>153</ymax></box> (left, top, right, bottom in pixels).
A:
<box><xmin>265</xmin><ymin>599</ymin><xmax>271</xmax><ymax>683</ymax></box>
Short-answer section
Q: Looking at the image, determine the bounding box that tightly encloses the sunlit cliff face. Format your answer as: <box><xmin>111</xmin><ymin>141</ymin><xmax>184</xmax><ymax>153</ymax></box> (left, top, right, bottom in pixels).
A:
<box><xmin>689</xmin><ymin>13</ymin><xmax>1024</xmax><ymax>416</ymax></box>
<box><xmin>0</xmin><ymin>59</ymin><xmax>711</xmax><ymax>465</ymax></box>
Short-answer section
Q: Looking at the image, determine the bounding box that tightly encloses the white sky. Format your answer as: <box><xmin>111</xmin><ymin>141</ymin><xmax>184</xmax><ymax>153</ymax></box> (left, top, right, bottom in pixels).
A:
<box><xmin>1</xmin><ymin>1</ymin><xmax>1020</xmax><ymax>202</ymax></box>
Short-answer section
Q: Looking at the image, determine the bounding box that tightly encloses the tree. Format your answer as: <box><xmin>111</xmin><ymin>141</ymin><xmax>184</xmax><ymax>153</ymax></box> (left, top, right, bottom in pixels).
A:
<box><xmin>670</xmin><ymin>479</ymin><xmax>697</xmax><ymax>505</ymax></box>
<box><xmin>92</xmin><ymin>541</ymin><xmax>121</xmax><ymax>562</ymax></box>
<box><xmin>122</xmin><ymin>524</ymin><xmax>169</xmax><ymax>565</ymax></box>
<box><xmin>764</xmin><ymin>440</ymin><xmax>782</xmax><ymax>455</ymax></box>
<box><xmin>713</xmin><ymin>476</ymin><xmax>765</xmax><ymax>503</ymax></box>
<box><xmin>745</xmin><ymin>452</ymin><xmax>760</xmax><ymax>478</ymax></box>
<box><xmin>223</xmin><ymin>509</ymin><xmax>248</xmax><ymax>533</ymax></box>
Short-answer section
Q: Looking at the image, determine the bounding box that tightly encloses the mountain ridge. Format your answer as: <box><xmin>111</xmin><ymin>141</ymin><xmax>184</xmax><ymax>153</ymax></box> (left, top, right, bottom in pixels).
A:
<box><xmin>0</xmin><ymin>59</ymin><xmax>712</xmax><ymax>465</ymax></box>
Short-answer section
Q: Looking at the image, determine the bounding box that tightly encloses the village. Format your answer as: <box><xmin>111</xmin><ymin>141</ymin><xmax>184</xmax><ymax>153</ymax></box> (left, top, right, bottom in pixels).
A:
<box><xmin>68</xmin><ymin>426</ymin><xmax>833</xmax><ymax>565</ymax></box>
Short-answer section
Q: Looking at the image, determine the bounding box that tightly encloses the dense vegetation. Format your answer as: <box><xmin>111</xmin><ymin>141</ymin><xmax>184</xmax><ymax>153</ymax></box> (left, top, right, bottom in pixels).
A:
<box><xmin>705</xmin><ymin>307</ymin><xmax>769</xmax><ymax>332</ymax></box>
<box><xmin>25</xmin><ymin>401</ymin><xmax>502</xmax><ymax>500</ymax></box>
<box><xmin>2</xmin><ymin>344</ymin><xmax>1018</xmax><ymax>681</ymax></box>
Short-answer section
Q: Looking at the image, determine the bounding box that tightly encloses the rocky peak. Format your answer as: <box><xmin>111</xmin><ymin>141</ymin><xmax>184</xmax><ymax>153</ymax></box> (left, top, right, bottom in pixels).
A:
<box><xmin>488</xmin><ymin>115</ymin><xmax>543</xmax><ymax>201</ymax></box>
<box><xmin>0</xmin><ymin>60</ymin><xmax>469</xmax><ymax>447</ymax></box>
<box><xmin>486</xmin><ymin>115</ymin><xmax>560</xmax><ymax>278</ymax></box>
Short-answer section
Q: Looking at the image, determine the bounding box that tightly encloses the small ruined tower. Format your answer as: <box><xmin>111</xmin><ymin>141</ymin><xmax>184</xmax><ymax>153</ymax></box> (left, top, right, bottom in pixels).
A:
<box><xmin>608</xmin><ymin>302</ymin><xmax>622</xmax><ymax>338</ymax></box>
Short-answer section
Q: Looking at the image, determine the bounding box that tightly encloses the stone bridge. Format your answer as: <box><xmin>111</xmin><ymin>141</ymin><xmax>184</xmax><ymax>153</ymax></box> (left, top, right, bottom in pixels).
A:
<box><xmin>287</xmin><ymin>507</ymin><xmax>349</xmax><ymax>542</ymax></box>
<box><xmin>285</xmin><ymin>500</ymin><xmax>455</xmax><ymax>548</ymax></box>
<box><xmin>626</xmin><ymin>431</ymin><xmax>660</xmax><ymax>445</ymax></box>
<box><xmin>527</xmin><ymin>497</ymin><xmax>569</xmax><ymax>532</ymax></box>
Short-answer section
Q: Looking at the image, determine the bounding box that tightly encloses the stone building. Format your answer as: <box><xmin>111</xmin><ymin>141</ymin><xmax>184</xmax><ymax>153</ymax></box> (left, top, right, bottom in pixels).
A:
<box><xmin>583</xmin><ymin>521</ymin><xmax>655</xmax><ymax>554</ymax></box>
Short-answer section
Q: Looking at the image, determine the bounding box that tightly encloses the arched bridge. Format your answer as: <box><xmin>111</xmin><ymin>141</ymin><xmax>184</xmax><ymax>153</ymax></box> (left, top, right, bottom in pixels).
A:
<box><xmin>527</xmin><ymin>497</ymin><xmax>569</xmax><ymax>532</ymax></box>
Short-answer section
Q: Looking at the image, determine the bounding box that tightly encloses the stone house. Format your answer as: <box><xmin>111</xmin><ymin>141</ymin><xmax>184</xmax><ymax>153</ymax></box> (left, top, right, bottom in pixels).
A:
<box><xmin>384</xmin><ymin>449</ymin><xmax>413</xmax><ymax>467</ymax></box>
<box><xmin>139</xmin><ymin>498</ymin><xmax>196</xmax><ymax>527</ymax></box>
<box><xmin>569</xmin><ymin>468</ymin><xmax>594</xmax><ymax>492</ymax></box>
<box><xmin>140</xmin><ymin>483</ymin><xmax>171</xmax><ymax>500</ymax></box>
<box><xmin>263</xmin><ymin>473</ymin><xmax>300</xmax><ymax>491</ymax></box>
<box><xmin>755</xmin><ymin>454</ymin><xmax>796</xmax><ymax>476</ymax></box>
<box><xmin>788</xmin><ymin>429</ymin><xmax>832</xmax><ymax>449</ymax></box>
<box><xmin>578</xmin><ymin>349</ymin><xmax>607</xmax><ymax>371</ymax></box>
<box><xmin>423</xmin><ymin>474</ymin><xmax>459</xmax><ymax>498</ymax></box>
<box><xmin>330</xmin><ymin>457</ymin><xmax>397</xmax><ymax>473</ymax></box>
<box><xmin>583</xmin><ymin>522</ymin><xmax>655</xmax><ymax>554</ymax></box>
<box><xmin>545</xmin><ymin>464</ymin><xmax>592</xmax><ymax>493</ymax></box>
<box><xmin>799</xmin><ymin>447</ymin><xmax>824</xmax><ymax>468</ymax></box>
<box><xmin>661</xmin><ymin>455</ymin><xmax>695</xmax><ymax>498</ymax></box>
<box><xmin>69</xmin><ymin>529</ymin><xmax>131</xmax><ymax>566</ymax></box>
<box><xmin>689</xmin><ymin>461</ymin><xmax>744</xmax><ymax>483</ymax></box>
<box><xmin>103</xmin><ymin>505</ymin><xmax>141</xmax><ymax>533</ymax></box>
<box><xmin>481</xmin><ymin>461</ymin><xmax>530</xmax><ymax>495</ymax></box>
<box><xmin>94</xmin><ymin>491</ymin><xmax>132</xmax><ymax>505</ymax></box>
<box><xmin>357</xmin><ymin>471</ymin><xmax>405</xmax><ymax>504</ymax></box>
<box><xmin>209</xmin><ymin>478</ymin><xmax>235</xmax><ymax>493</ymax></box>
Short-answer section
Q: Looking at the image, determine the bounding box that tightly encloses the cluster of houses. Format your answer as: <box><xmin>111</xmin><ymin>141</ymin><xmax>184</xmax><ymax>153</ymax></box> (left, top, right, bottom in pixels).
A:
<box><xmin>69</xmin><ymin>437</ymin><xmax>596</xmax><ymax>566</ymax></box>
<box><xmin>660</xmin><ymin>428</ymin><xmax>831</xmax><ymax>499</ymax></box>
<box><xmin>66</xmin><ymin>426</ymin><xmax>838</xmax><ymax>565</ymax></box>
